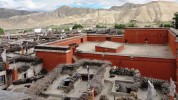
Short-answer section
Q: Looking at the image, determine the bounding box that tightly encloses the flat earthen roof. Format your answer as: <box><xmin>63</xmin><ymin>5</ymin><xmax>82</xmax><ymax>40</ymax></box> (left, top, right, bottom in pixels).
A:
<box><xmin>77</xmin><ymin>42</ymin><xmax>174</xmax><ymax>59</ymax></box>
<box><xmin>0</xmin><ymin>90</ymin><xmax>31</xmax><ymax>100</ymax></box>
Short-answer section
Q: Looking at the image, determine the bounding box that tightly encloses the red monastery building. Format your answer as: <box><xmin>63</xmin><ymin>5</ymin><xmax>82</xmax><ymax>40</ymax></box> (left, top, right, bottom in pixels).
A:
<box><xmin>34</xmin><ymin>28</ymin><xmax>178</xmax><ymax>85</ymax></box>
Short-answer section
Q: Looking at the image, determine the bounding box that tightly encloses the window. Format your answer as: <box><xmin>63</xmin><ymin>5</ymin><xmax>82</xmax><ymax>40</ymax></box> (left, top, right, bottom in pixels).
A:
<box><xmin>145</xmin><ymin>38</ymin><xmax>148</xmax><ymax>43</ymax></box>
<box><xmin>106</xmin><ymin>37</ymin><xmax>111</xmax><ymax>41</ymax></box>
<box><xmin>24</xmin><ymin>73</ymin><xmax>27</xmax><ymax>79</ymax></box>
<box><xmin>0</xmin><ymin>75</ymin><xmax>5</xmax><ymax>86</ymax></box>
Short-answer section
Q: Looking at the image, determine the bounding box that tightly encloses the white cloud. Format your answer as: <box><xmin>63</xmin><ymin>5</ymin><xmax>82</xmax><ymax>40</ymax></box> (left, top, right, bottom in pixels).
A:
<box><xmin>0</xmin><ymin>0</ymin><xmax>177</xmax><ymax>11</ymax></box>
<box><xmin>0</xmin><ymin>0</ymin><xmax>44</xmax><ymax>11</ymax></box>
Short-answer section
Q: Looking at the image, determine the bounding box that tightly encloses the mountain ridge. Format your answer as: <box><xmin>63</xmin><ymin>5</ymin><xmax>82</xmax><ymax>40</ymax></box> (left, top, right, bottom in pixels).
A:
<box><xmin>0</xmin><ymin>8</ymin><xmax>37</xmax><ymax>18</ymax></box>
<box><xmin>0</xmin><ymin>1</ymin><xmax>178</xmax><ymax>29</ymax></box>
<box><xmin>110</xmin><ymin>3</ymin><xmax>143</xmax><ymax>11</ymax></box>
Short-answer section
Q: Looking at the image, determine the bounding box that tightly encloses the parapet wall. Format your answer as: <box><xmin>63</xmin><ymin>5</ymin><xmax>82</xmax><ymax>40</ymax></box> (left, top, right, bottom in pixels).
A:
<box><xmin>48</xmin><ymin>34</ymin><xmax>87</xmax><ymax>46</ymax></box>
<box><xmin>76</xmin><ymin>52</ymin><xmax>176</xmax><ymax>81</ymax></box>
<box><xmin>124</xmin><ymin>28</ymin><xmax>168</xmax><ymax>44</ymax></box>
<box><xmin>87</xmin><ymin>34</ymin><xmax>123</xmax><ymax>42</ymax></box>
<box><xmin>168</xmin><ymin>30</ymin><xmax>177</xmax><ymax>56</ymax></box>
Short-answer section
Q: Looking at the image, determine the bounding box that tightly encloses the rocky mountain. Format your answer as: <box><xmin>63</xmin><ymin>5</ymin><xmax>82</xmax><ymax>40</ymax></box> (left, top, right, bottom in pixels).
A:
<box><xmin>0</xmin><ymin>8</ymin><xmax>36</xmax><ymax>18</ymax></box>
<box><xmin>0</xmin><ymin>1</ymin><xmax>178</xmax><ymax>29</ymax></box>
<box><xmin>110</xmin><ymin>3</ymin><xmax>143</xmax><ymax>11</ymax></box>
<box><xmin>52</xmin><ymin>6</ymin><xmax>96</xmax><ymax>17</ymax></box>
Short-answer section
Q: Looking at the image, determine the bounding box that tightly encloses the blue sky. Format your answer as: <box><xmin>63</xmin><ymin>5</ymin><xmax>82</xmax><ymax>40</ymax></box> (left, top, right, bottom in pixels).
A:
<box><xmin>0</xmin><ymin>0</ymin><xmax>177</xmax><ymax>11</ymax></box>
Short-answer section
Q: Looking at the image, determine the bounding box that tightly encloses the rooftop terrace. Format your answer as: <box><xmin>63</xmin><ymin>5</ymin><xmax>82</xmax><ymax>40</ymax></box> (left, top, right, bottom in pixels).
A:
<box><xmin>77</xmin><ymin>41</ymin><xmax>174</xmax><ymax>59</ymax></box>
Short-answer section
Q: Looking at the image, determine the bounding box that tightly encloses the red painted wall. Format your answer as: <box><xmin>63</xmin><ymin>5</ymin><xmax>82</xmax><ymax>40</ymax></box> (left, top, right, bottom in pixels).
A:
<box><xmin>76</xmin><ymin>52</ymin><xmax>176</xmax><ymax>81</ymax></box>
<box><xmin>124</xmin><ymin>28</ymin><xmax>168</xmax><ymax>44</ymax></box>
<box><xmin>111</xmin><ymin>37</ymin><xmax>123</xmax><ymax>42</ymax></box>
<box><xmin>48</xmin><ymin>35</ymin><xmax>87</xmax><ymax>46</ymax></box>
<box><xmin>87</xmin><ymin>36</ymin><xmax>106</xmax><ymax>42</ymax></box>
<box><xmin>87</xmin><ymin>34</ymin><xmax>123</xmax><ymax>42</ymax></box>
<box><xmin>168</xmin><ymin>30</ymin><xmax>177</xmax><ymax>56</ymax></box>
<box><xmin>36</xmin><ymin>51</ymin><xmax>72</xmax><ymax>71</ymax></box>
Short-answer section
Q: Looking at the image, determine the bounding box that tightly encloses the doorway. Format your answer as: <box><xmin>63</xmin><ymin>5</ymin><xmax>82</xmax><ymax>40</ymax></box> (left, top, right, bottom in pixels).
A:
<box><xmin>81</xmin><ymin>38</ymin><xmax>84</xmax><ymax>43</ymax></box>
<box><xmin>106</xmin><ymin>37</ymin><xmax>111</xmax><ymax>41</ymax></box>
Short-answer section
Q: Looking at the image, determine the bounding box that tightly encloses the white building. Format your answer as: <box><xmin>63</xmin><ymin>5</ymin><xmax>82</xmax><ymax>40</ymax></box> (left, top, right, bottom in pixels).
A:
<box><xmin>34</xmin><ymin>28</ymin><xmax>43</xmax><ymax>33</ymax></box>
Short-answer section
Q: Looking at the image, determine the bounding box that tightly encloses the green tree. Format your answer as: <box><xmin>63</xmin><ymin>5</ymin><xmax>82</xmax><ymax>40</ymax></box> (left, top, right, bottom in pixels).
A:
<box><xmin>72</xmin><ymin>24</ymin><xmax>83</xmax><ymax>29</ymax></box>
<box><xmin>128</xmin><ymin>20</ymin><xmax>137</xmax><ymax>27</ymax></box>
<box><xmin>24</xmin><ymin>29</ymin><xmax>32</xmax><ymax>33</ymax></box>
<box><xmin>159</xmin><ymin>23</ymin><xmax>173</xmax><ymax>28</ymax></box>
<box><xmin>114</xmin><ymin>24</ymin><xmax>126</xmax><ymax>29</ymax></box>
<box><xmin>173</xmin><ymin>13</ymin><xmax>178</xmax><ymax>29</ymax></box>
<box><xmin>96</xmin><ymin>25</ymin><xmax>107</xmax><ymax>28</ymax></box>
<box><xmin>64</xmin><ymin>28</ymin><xmax>70</xmax><ymax>32</ymax></box>
<box><xmin>0</xmin><ymin>28</ymin><xmax>4</xmax><ymax>35</ymax></box>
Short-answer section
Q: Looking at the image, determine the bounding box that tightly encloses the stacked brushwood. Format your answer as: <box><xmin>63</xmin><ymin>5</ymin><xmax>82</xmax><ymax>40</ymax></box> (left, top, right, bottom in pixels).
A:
<box><xmin>24</xmin><ymin>66</ymin><xmax>63</xmax><ymax>95</ymax></box>
<box><xmin>24</xmin><ymin>59</ymin><xmax>112</xmax><ymax>96</ymax></box>
<box><xmin>23</xmin><ymin>43</ymin><xmax>36</xmax><ymax>49</ymax></box>
<box><xmin>9</xmin><ymin>45</ymin><xmax>21</xmax><ymax>52</ymax></box>
<box><xmin>7</xmin><ymin>43</ymin><xmax>36</xmax><ymax>53</ymax></box>
<box><xmin>7</xmin><ymin>44</ymin><xmax>36</xmax><ymax>52</ymax></box>
<box><xmin>17</xmin><ymin>65</ymin><xmax>30</xmax><ymax>73</ymax></box>
<box><xmin>135</xmin><ymin>76</ymin><xmax>170</xmax><ymax>94</ymax></box>
<box><xmin>99</xmin><ymin>95</ymin><xmax>109</xmax><ymax>100</ymax></box>
<box><xmin>79</xmin><ymin>92</ymin><xmax>88</xmax><ymax>100</ymax></box>
<box><xmin>12</xmin><ymin>75</ymin><xmax>44</xmax><ymax>85</ymax></box>
<box><xmin>110</xmin><ymin>67</ymin><xmax>141</xmax><ymax>77</ymax></box>
<box><xmin>10</xmin><ymin>56</ymin><xmax>43</xmax><ymax>64</ymax></box>
<box><xmin>61</xmin><ymin>63</ymin><xmax>80</xmax><ymax>74</ymax></box>
<box><xmin>109</xmin><ymin>67</ymin><xmax>170</xmax><ymax>94</ymax></box>
<box><xmin>61</xmin><ymin>59</ymin><xmax>111</xmax><ymax>74</ymax></box>
<box><xmin>32</xmin><ymin>59</ymin><xmax>43</xmax><ymax>66</ymax></box>
<box><xmin>41</xmin><ymin>34</ymin><xmax>57</xmax><ymax>40</ymax></box>
<box><xmin>90</xmin><ymin>64</ymin><xmax>108</xmax><ymax>95</ymax></box>
<box><xmin>117</xmin><ymin>91</ymin><xmax>137</xmax><ymax>100</ymax></box>
<box><xmin>79</xmin><ymin>59</ymin><xmax>112</xmax><ymax>67</ymax></box>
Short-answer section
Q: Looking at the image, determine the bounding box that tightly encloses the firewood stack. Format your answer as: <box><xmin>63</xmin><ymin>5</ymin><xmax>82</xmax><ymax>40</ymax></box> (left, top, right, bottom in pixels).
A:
<box><xmin>99</xmin><ymin>95</ymin><xmax>109</xmax><ymax>100</ymax></box>
<box><xmin>12</xmin><ymin>75</ymin><xmax>44</xmax><ymax>85</ymax></box>
<box><xmin>90</xmin><ymin>64</ymin><xmax>109</xmax><ymax>95</ymax></box>
<box><xmin>24</xmin><ymin>59</ymin><xmax>112</xmax><ymax>97</ymax></box>
<box><xmin>8</xmin><ymin>43</ymin><xmax>36</xmax><ymax>53</ymax></box>
<box><xmin>79</xmin><ymin>92</ymin><xmax>88</xmax><ymax>100</ymax></box>
<box><xmin>110</xmin><ymin>67</ymin><xmax>141</xmax><ymax>77</ymax></box>
<box><xmin>137</xmin><ymin>77</ymin><xmax>170</xmax><ymax>94</ymax></box>
<box><xmin>9</xmin><ymin>56</ymin><xmax>43</xmax><ymax>65</ymax></box>
<box><xmin>109</xmin><ymin>66</ymin><xmax>170</xmax><ymax>94</ymax></box>
<box><xmin>24</xmin><ymin>66</ymin><xmax>63</xmax><ymax>95</ymax></box>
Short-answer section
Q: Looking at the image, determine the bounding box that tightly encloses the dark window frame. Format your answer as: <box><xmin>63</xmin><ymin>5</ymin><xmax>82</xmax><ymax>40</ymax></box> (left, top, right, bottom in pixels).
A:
<box><xmin>0</xmin><ymin>75</ymin><xmax>5</xmax><ymax>86</ymax></box>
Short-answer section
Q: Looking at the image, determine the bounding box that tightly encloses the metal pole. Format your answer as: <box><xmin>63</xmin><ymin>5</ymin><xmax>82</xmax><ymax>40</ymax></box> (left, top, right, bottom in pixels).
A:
<box><xmin>87</xmin><ymin>65</ymin><xmax>90</xmax><ymax>89</ymax></box>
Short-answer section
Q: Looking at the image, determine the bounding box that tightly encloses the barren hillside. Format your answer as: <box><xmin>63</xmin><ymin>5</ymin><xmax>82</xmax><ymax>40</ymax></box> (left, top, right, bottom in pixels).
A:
<box><xmin>0</xmin><ymin>1</ymin><xmax>178</xmax><ymax>29</ymax></box>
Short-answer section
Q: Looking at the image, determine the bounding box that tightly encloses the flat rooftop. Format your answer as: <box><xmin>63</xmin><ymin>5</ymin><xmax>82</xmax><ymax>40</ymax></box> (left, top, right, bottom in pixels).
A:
<box><xmin>96</xmin><ymin>41</ymin><xmax>123</xmax><ymax>49</ymax></box>
<box><xmin>77</xmin><ymin>42</ymin><xmax>174</xmax><ymax>58</ymax></box>
<box><xmin>42</xmin><ymin>65</ymin><xmax>165</xmax><ymax>100</ymax></box>
<box><xmin>0</xmin><ymin>90</ymin><xmax>31</xmax><ymax>100</ymax></box>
